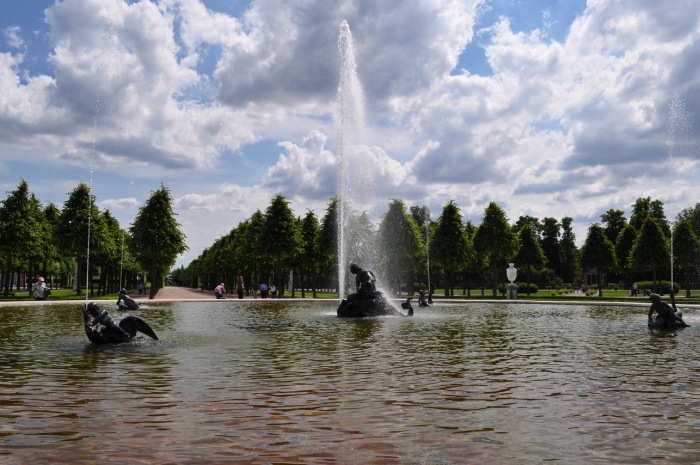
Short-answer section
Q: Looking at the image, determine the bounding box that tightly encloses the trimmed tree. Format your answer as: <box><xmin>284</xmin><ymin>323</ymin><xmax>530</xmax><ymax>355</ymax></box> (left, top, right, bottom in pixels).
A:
<box><xmin>473</xmin><ymin>202</ymin><xmax>518</xmax><ymax>296</ymax></box>
<box><xmin>0</xmin><ymin>179</ymin><xmax>41</xmax><ymax>296</ymax></box>
<box><xmin>261</xmin><ymin>194</ymin><xmax>301</xmax><ymax>298</ymax></box>
<box><xmin>516</xmin><ymin>223</ymin><xmax>547</xmax><ymax>296</ymax></box>
<box><xmin>672</xmin><ymin>219</ymin><xmax>700</xmax><ymax>298</ymax></box>
<box><xmin>430</xmin><ymin>200</ymin><xmax>468</xmax><ymax>297</ymax></box>
<box><xmin>301</xmin><ymin>210</ymin><xmax>319</xmax><ymax>298</ymax></box>
<box><xmin>377</xmin><ymin>199</ymin><xmax>423</xmax><ymax>295</ymax></box>
<box><xmin>55</xmin><ymin>182</ymin><xmax>101</xmax><ymax>296</ymax></box>
<box><xmin>629</xmin><ymin>215</ymin><xmax>670</xmax><ymax>294</ymax></box>
<box><xmin>579</xmin><ymin>224</ymin><xmax>617</xmax><ymax>297</ymax></box>
<box><xmin>615</xmin><ymin>223</ymin><xmax>638</xmax><ymax>287</ymax></box>
<box><xmin>129</xmin><ymin>184</ymin><xmax>188</xmax><ymax>299</ymax></box>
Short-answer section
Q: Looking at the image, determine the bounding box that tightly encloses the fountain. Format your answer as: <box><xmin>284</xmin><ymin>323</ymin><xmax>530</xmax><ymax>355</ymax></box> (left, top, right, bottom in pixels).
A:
<box><xmin>335</xmin><ymin>20</ymin><xmax>376</xmax><ymax>301</ymax></box>
<box><xmin>334</xmin><ymin>22</ymin><xmax>407</xmax><ymax>318</ymax></box>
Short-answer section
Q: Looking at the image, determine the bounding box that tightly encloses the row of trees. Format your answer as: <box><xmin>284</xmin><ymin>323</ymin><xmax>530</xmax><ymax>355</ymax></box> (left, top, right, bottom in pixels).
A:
<box><xmin>176</xmin><ymin>193</ymin><xmax>700</xmax><ymax>299</ymax></box>
<box><xmin>0</xmin><ymin>179</ymin><xmax>187</xmax><ymax>299</ymax></box>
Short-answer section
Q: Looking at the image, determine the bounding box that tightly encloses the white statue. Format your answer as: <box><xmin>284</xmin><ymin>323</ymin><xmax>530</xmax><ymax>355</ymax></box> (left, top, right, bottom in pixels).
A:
<box><xmin>506</xmin><ymin>263</ymin><xmax>517</xmax><ymax>284</ymax></box>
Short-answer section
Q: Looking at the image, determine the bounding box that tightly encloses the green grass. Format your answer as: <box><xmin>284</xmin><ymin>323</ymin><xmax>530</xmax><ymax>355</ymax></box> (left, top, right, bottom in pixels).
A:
<box><xmin>0</xmin><ymin>287</ymin><xmax>136</xmax><ymax>302</ymax></box>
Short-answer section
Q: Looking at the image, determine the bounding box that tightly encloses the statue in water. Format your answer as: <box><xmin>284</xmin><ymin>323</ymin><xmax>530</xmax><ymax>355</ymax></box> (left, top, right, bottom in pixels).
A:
<box><xmin>648</xmin><ymin>293</ymin><xmax>689</xmax><ymax>330</ymax></box>
<box><xmin>337</xmin><ymin>264</ymin><xmax>413</xmax><ymax>318</ymax></box>
<box><xmin>82</xmin><ymin>303</ymin><xmax>158</xmax><ymax>343</ymax></box>
<box><xmin>117</xmin><ymin>288</ymin><xmax>140</xmax><ymax>310</ymax></box>
<box><xmin>417</xmin><ymin>290</ymin><xmax>432</xmax><ymax>308</ymax></box>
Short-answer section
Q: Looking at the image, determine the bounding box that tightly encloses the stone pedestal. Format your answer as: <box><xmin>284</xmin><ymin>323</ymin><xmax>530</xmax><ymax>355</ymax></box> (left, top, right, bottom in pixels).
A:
<box><xmin>506</xmin><ymin>283</ymin><xmax>518</xmax><ymax>300</ymax></box>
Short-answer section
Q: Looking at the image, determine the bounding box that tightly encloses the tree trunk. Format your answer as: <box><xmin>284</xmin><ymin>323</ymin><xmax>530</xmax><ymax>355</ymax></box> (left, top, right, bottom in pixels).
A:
<box><xmin>276</xmin><ymin>253</ymin><xmax>283</xmax><ymax>298</ymax></box>
<box><xmin>652</xmin><ymin>268</ymin><xmax>657</xmax><ymax>294</ymax></box>
<box><xmin>75</xmin><ymin>256</ymin><xmax>82</xmax><ymax>296</ymax></box>
<box><xmin>597</xmin><ymin>268</ymin><xmax>602</xmax><ymax>297</ymax></box>
<box><xmin>3</xmin><ymin>250</ymin><xmax>11</xmax><ymax>297</ymax></box>
<box><xmin>527</xmin><ymin>267</ymin><xmax>532</xmax><ymax>296</ymax></box>
<box><xmin>444</xmin><ymin>269</ymin><xmax>450</xmax><ymax>297</ymax></box>
<box><xmin>686</xmin><ymin>270</ymin><xmax>691</xmax><ymax>298</ymax></box>
<box><xmin>467</xmin><ymin>270</ymin><xmax>471</xmax><ymax>297</ymax></box>
<box><xmin>492</xmin><ymin>258</ymin><xmax>498</xmax><ymax>297</ymax></box>
<box><xmin>312</xmin><ymin>263</ymin><xmax>317</xmax><ymax>298</ymax></box>
<box><xmin>150</xmin><ymin>258</ymin><xmax>158</xmax><ymax>299</ymax></box>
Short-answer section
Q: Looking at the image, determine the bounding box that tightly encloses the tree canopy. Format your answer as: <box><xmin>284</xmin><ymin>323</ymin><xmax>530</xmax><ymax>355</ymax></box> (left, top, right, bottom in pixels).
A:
<box><xmin>130</xmin><ymin>184</ymin><xmax>188</xmax><ymax>299</ymax></box>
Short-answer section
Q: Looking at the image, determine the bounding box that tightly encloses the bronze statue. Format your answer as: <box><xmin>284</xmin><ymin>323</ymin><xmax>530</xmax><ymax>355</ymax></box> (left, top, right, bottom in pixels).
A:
<box><xmin>648</xmin><ymin>293</ymin><xmax>689</xmax><ymax>330</ymax></box>
<box><xmin>337</xmin><ymin>264</ymin><xmax>413</xmax><ymax>318</ymax></box>
<box><xmin>117</xmin><ymin>288</ymin><xmax>140</xmax><ymax>310</ymax></box>
<box><xmin>82</xmin><ymin>303</ymin><xmax>158</xmax><ymax>343</ymax></box>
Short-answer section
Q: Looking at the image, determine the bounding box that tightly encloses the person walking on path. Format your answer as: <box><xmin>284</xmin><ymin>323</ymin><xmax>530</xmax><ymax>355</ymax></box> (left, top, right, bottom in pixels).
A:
<box><xmin>251</xmin><ymin>282</ymin><xmax>258</xmax><ymax>299</ymax></box>
<box><xmin>214</xmin><ymin>283</ymin><xmax>227</xmax><ymax>299</ymax></box>
<box><xmin>270</xmin><ymin>284</ymin><xmax>277</xmax><ymax>298</ymax></box>
<box><xmin>236</xmin><ymin>276</ymin><xmax>245</xmax><ymax>299</ymax></box>
<box><xmin>260</xmin><ymin>282</ymin><xmax>268</xmax><ymax>299</ymax></box>
<box><xmin>31</xmin><ymin>277</ymin><xmax>48</xmax><ymax>301</ymax></box>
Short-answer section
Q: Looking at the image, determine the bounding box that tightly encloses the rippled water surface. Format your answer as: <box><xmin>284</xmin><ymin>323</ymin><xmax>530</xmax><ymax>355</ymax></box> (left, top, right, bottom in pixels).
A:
<box><xmin>2</xmin><ymin>301</ymin><xmax>700</xmax><ymax>464</ymax></box>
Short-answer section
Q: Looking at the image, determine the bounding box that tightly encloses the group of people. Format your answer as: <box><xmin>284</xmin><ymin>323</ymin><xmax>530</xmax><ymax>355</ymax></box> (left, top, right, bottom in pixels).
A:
<box><xmin>215</xmin><ymin>278</ymin><xmax>278</xmax><ymax>299</ymax></box>
<box><xmin>138</xmin><ymin>283</ymin><xmax>148</xmax><ymax>295</ymax></box>
<box><xmin>214</xmin><ymin>276</ymin><xmax>248</xmax><ymax>299</ymax></box>
<box><xmin>252</xmin><ymin>282</ymin><xmax>277</xmax><ymax>299</ymax></box>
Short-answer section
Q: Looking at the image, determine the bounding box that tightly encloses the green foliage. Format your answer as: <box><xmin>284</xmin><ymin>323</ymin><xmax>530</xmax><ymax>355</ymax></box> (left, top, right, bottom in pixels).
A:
<box><xmin>129</xmin><ymin>184</ymin><xmax>188</xmax><ymax>297</ymax></box>
<box><xmin>630</xmin><ymin>197</ymin><xmax>670</xmax><ymax>236</ymax></box>
<box><xmin>560</xmin><ymin>217</ymin><xmax>578</xmax><ymax>283</ymax></box>
<box><xmin>262</xmin><ymin>194</ymin><xmax>301</xmax><ymax>297</ymax></box>
<box><xmin>601</xmin><ymin>209</ymin><xmax>627</xmax><ymax>243</ymax></box>
<box><xmin>377</xmin><ymin>199</ymin><xmax>424</xmax><ymax>294</ymax></box>
<box><xmin>634</xmin><ymin>281</ymin><xmax>680</xmax><ymax>294</ymax></box>
<box><xmin>629</xmin><ymin>215</ymin><xmax>670</xmax><ymax>272</ymax></box>
<box><xmin>580</xmin><ymin>223</ymin><xmax>617</xmax><ymax>297</ymax></box>
<box><xmin>0</xmin><ymin>179</ymin><xmax>42</xmax><ymax>296</ymax></box>
<box><xmin>497</xmin><ymin>282</ymin><xmax>539</xmax><ymax>294</ymax></box>
<box><xmin>473</xmin><ymin>202</ymin><xmax>518</xmax><ymax>295</ymax></box>
<box><xmin>615</xmin><ymin>224</ymin><xmax>637</xmax><ymax>272</ymax></box>
<box><xmin>512</xmin><ymin>215</ymin><xmax>542</xmax><ymax>237</ymax></box>
<box><xmin>540</xmin><ymin>217</ymin><xmax>561</xmax><ymax>276</ymax></box>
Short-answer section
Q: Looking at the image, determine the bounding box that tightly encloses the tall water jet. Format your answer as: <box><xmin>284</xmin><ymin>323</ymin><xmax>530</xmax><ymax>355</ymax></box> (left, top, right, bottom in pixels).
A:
<box><xmin>336</xmin><ymin>21</ymin><xmax>375</xmax><ymax>300</ymax></box>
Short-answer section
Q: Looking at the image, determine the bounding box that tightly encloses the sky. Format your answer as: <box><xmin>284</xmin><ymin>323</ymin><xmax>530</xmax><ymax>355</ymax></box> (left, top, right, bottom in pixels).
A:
<box><xmin>1</xmin><ymin>0</ymin><xmax>700</xmax><ymax>268</ymax></box>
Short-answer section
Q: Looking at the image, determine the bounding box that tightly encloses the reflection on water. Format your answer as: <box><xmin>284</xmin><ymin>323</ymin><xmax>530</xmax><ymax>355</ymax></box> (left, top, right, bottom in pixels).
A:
<box><xmin>2</xmin><ymin>301</ymin><xmax>700</xmax><ymax>463</ymax></box>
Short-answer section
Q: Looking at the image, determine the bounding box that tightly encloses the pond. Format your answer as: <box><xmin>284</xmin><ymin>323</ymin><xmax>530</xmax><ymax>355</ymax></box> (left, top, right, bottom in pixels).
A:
<box><xmin>1</xmin><ymin>300</ymin><xmax>699</xmax><ymax>464</ymax></box>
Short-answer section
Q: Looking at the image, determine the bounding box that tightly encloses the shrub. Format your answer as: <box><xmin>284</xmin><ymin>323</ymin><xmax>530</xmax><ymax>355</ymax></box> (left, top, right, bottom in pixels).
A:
<box><xmin>497</xmin><ymin>282</ymin><xmax>539</xmax><ymax>294</ymax></box>
<box><xmin>635</xmin><ymin>281</ymin><xmax>681</xmax><ymax>294</ymax></box>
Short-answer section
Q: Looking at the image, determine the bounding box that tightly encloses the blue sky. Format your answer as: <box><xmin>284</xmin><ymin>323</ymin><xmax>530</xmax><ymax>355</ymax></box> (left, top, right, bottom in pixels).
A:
<box><xmin>1</xmin><ymin>0</ymin><xmax>699</xmax><ymax>268</ymax></box>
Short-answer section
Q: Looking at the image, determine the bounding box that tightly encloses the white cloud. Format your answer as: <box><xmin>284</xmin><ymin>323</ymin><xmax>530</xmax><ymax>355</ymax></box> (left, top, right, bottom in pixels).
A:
<box><xmin>3</xmin><ymin>26</ymin><xmax>24</xmax><ymax>49</ymax></box>
<box><xmin>101</xmin><ymin>197</ymin><xmax>139</xmax><ymax>210</ymax></box>
<box><xmin>3</xmin><ymin>0</ymin><xmax>700</xmax><ymax>263</ymax></box>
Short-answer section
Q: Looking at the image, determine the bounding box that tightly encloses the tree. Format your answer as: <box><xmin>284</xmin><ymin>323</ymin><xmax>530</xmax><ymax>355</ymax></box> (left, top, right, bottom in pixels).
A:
<box><xmin>601</xmin><ymin>209</ymin><xmax>627</xmax><ymax>244</ymax></box>
<box><xmin>377</xmin><ymin>199</ymin><xmax>423</xmax><ymax>295</ymax></box>
<box><xmin>515</xmin><ymin>223</ymin><xmax>547</xmax><ymax>295</ymax></box>
<box><xmin>579</xmin><ymin>224</ymin><xmax>617</xmax><ymax>297</ymax></box>
<box><xmin>316</xmin><ymin>197</ymin><xmax>339</xmax><ymax>291</ymax></box>
<box><xmin>677</xmin><ymin>203</ymin><xmax>700</xmax><ymax>238</ymax></box>
<box><xmin>560</xmin><ymin>217</ymin><xmax>578</xmax><ymax>284</ymax></box>
<box><xmin>261</xmin><ymin>194</ymin><xmax>301</xmax><ymax>298</ymax></box>
<box><xmin>0</xmin><ymin>179</ymin><xmax>41</xmax><ymax>296</ymax></box>
<box><xmin>129</xmin><ymin>184</ymin><xmax>188</xmax><ymax>299</ymax></box>
<box><xmin>615</xmin><ymin>224</ymin><xmax>638</xmax><ymax>286</ymax></box>
<box><xmin>629</xmin><ymin>215</ymin><xmax>670</xmax><ymax>293</ymax></box>
<box><xmin>540</xmin><ymin>217</ymin><xmax>561</xmax><ymax>278</ymax></box>
<box><xmin>430</xmin><ymin>201</ymin><xmax>468</xmax><ymax>297</ymax></box>
<box><xmin>672</xmin><ymin>219</ymin><xmax>700</xmax><ymax>298</ymax></box>
<box><xmin>473</xmin><ymin>202</ymin><xmax>518</xmax><ymax>296</ymax></box>
<box><xmin>55</xmin><ymin>182</ymin><xmax>101</xmax><ymax>296</ymax></box>
<box><xmin>300</xmin><ymin>210</ymin><xmax>319</xmax><ymax>298</ymax></box>
<box><xmin>630</xmin><ymin>197</ymin><xmax>670</xmax><ymax>236</ymax></box>
<box><xmin>512</xmin><ymin>215</ymin><xmax>542</xmax><ymax>237</ymax></box>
